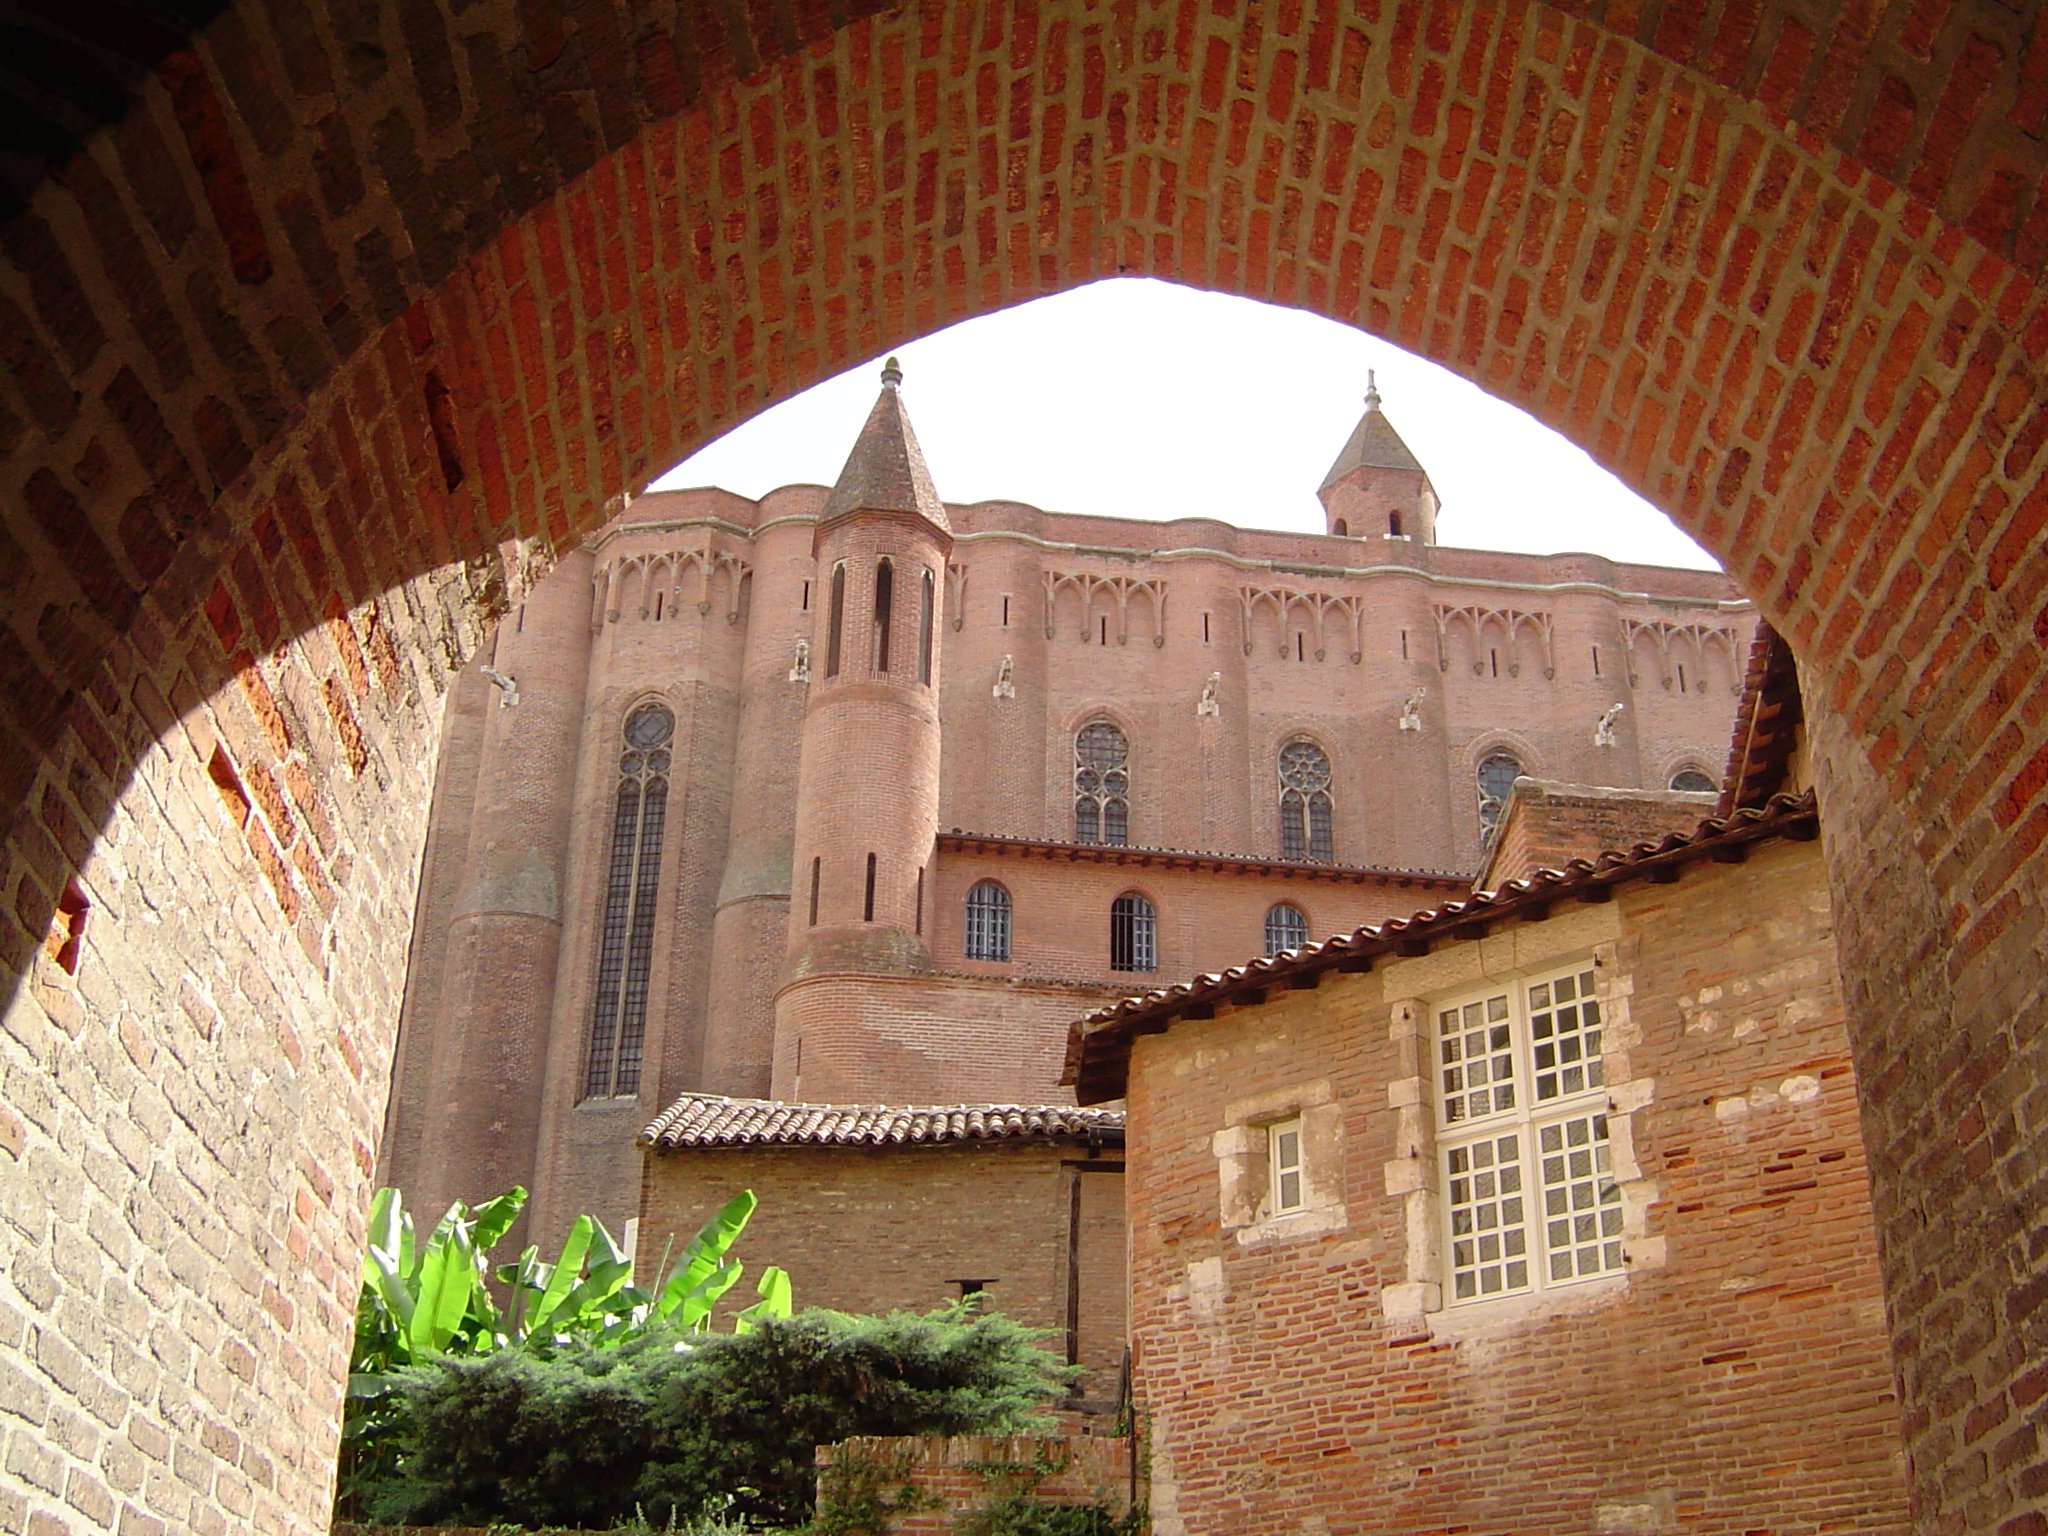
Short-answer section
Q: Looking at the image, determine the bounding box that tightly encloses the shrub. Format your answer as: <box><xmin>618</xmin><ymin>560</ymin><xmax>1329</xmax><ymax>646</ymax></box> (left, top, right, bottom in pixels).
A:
<box><xmin>356</xmin><ymin>1304</ymin><xmax>1073</xmax><ymax>1529</ymax></box>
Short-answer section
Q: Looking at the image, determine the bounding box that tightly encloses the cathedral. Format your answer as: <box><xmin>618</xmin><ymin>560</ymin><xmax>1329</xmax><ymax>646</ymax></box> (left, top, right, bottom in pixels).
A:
<box><xmin>382</xmin><ymin>363</ymin><xmax>1748</xmax><ymax>1268</ymax></box>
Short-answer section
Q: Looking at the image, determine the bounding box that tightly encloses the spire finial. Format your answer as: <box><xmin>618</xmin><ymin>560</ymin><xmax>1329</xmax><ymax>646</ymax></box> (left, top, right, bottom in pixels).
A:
<box><xmin>881</xmin><ymin>355</ymin><xmax>903</xmax><ymax>389</ymax></box>
<box><xmin>1364</xmin><ymin>368</ymin><xmax>1381</xmax><ymax>410</ymax></box>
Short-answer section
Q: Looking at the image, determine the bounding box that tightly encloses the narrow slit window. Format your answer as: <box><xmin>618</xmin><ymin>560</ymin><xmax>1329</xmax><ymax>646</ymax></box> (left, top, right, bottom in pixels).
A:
<box><xmin>654</xmin><ymin>590</ymin><xmax>664</xmax><ymax>621</ymax></box>
<box><xmin>873</xmin><ymin>559</ymin><xmax>894</xmax><ymax>673</ymax></box>
<box><xmin>1002</xmin><ymin>595</ymin><xmax>1011</xmax><ymax>628</ymax></box>
<box><xmin>1400</xmin><ymin>629</ymin><xmax>1408</xmax><ymax>660</ymax></box>
<box><xmin>1269</xmin><ymin>1119</ymin><xmax>1305</xmax><ymax>1214</ymax></box>
<box><xmin>1202</xmin><ymin>613</ymin><xmax>1211</xmax><ymax>645</ymax></box>
<box><xmin>809</xmin><ymin>857</ymin><xmax>821</xmax><ymax>926</ymax></box>
<box><xmin>915</xmin><ymin>868</ymin><xmax>924</xmax><ymax>934</ymax></box>
<box><xmin>826</xmin><ymin>564</ymin><xmax>846</xmax><ymax>678</ymax></box>
<box><xmin>1591</xmin><ymin>644</ymin><xmax>1601</xmax><ymax>678</ymax></box>
<box><xmin>802</xmin><ymin>579</ymin><xmax>811</xmax><ymax>612</ymax></box>
<box><xmin>1099</xmin><ymin>615</ymin><xmax>1108</xmax><ymax>645</ymax></box>
<box><xmin>918</xmin><ymin>567</ymin><xmax>936</xmax><ymax>684</ymax></box>
<box><xmin>1677</xmin><ymin>662</ymin><xmax>1688</xmax><ymax>692</ymax></box>
<box><xmin>584</xmin><ymin>703</ymin><xmax>674</xmax><ymax>1099</ymax></box>
<box><xmin>1389</xmin><ymin>511</ymin><xmax>1404</xmax><ymax>537</ymax></box>
<box><xmin>864</xmin><ymin>852</ymin><xmax>877</xmax><ymax>921</ymax></box>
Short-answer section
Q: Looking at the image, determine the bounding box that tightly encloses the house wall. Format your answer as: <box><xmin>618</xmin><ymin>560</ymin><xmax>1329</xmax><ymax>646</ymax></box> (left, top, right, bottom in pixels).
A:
<box><xmin>1123</xmin><ymin>838</ymin><xmax>1909</xmax><ymax>1536</ymax></box>
<box><xmin>638</xmin><ymin>1141</ymin><xmax>1128</xmax><ymax>1394</ymax></box>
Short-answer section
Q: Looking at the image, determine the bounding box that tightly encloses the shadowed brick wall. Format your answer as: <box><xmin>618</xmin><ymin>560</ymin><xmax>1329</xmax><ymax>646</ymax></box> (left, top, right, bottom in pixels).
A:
<box><xmin>2</xmin><ymin>2</ymin><xmax>2045</xmax><ymax>1531</ymax></box>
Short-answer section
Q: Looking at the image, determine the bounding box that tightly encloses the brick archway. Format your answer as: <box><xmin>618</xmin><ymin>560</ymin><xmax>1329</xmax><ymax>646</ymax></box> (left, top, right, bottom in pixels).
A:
<box><xmin>2</xmin><ymin>2</ymin><xmax>2043</xmax><ymax>1530</ymax></box>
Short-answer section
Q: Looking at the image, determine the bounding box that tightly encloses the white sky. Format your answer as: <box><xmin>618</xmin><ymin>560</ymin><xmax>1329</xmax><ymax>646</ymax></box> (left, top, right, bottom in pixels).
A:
<box><xmin>651</xmin><ymin>277</ymin><xmax>1718</xmax><ymax>571</ymax></box>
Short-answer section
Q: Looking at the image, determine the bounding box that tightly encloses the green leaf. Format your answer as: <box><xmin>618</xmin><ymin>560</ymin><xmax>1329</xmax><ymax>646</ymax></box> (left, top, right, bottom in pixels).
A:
<box><xmin>551</xmin><ymin>1219</ymin><xmax>633</xmax><ymax>1330</ymax></box>
<box><xmin>675</xmin><ymin>1258</ymin><xmax>744</xmax><ymax>1332</ymax></box>
<box><xmin>363</xmin><ymin>1241</ymin><xmax>417</xmax><ymax>1341</ymax></box>
<box><xmin>527</xmin><ymin>1215</ymin><xmax>594</xmax><ymax>1337</ymax></box>
<box><xmin>408</xmin><ymin>1224</ymin><xmax>477</xmax><ymax>1356</ymax></box>
<box><xmin>363</xmin><ymin>1187</ymin><xmax>401</xmax><ymax>1285</ymax></box>
<box><xmin>469</xmin><ymin>1186</ymin><xmax>528</xmax><ymax>1254</ymax></box>
<box><xmin>656</xmin><ymin>1191</ymin><xmax>756</xmax><ymax>1320</ymax></box>
<box><xmin>733</xmin><ymin>1266</ymin><xmax>792</xmax><ymax>1334</ymax></box>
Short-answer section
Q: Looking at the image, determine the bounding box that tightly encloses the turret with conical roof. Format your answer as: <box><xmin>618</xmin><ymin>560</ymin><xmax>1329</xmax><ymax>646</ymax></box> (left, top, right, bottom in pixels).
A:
<box><xmin>1318</xmin><ymin>372</ymin><xmax>1439</xmax><ymax>543</ymax></box>
<box><xmin>774</xmin><ymin>360</ymin><xmax>953</xmax><ymax>1100</ymax></box>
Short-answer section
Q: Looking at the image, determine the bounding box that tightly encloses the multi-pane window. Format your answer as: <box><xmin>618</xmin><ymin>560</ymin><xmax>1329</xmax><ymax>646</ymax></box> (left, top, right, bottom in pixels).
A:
<box><xmin>1670</xmin><ymin>767</ymin><xmax>1715</xmax><ymax>793</ymax></box>
<box><xmin>1278</xmin><ymin>739</ymin><xmax>1334</xmax><ymax>861</ymax></box>
<box><xmin>1436</xmin><ymin>961</ymin><xmax>1622</xmax><ymax>1303</ymax></box>
<box><xmin>1475</xmin><ymin>752</ymin><xmax>1523</xmax><ymax>843</ymax></box>
<box><xmin>1109</xmin><ymin>892</ymin><xmax>1156</xmax><ymax>972</ymax></box>
<box><xmin>584</xmin><ymin>703</ymin><xmax>673</xmax><ymax>1098</ymax></box>
<box><xmin>1264</xmin><ymin>902</ymin><xmax>1309</xmax><ymax>956</ymax></box>
<box><xmin>1075</xmin><ymin>721</ymin><xmax>1130</xmax><ymax>845</ymax></box>
<box><xmin>964</xmin><ymin>880</ymin><xmax>1012</xmax><ymax>961</ymax></box>
<box><xmin>1268</xmin><ymin>1119</ymin><xmax>1305</xmax><ymax>1214</ymax></box>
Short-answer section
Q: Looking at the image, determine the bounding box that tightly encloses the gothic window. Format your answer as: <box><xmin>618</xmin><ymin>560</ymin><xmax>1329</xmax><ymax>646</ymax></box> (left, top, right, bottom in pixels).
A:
<box><xmin>1075</xmin><ymin>721</ymin><xmax>1131</xmax><ymax>846</ymax></box>
<box><xmin>1264</xmin><ymin>902</ymin><xmax>1310</xmax><ymax>957</ymax></box>
<box><xmin>825</xmin><ymin>563</ymin><xmax>846</xmax><ymax>678</ymax></box>
<box><xmin>919</xmin><ymin>568</ymin><xmax>936</xmax><ymax>684</ymax></box>
<box><xmin>873</xmin><ymin>559</ymin><xmax>894</xmax><ymax>673</ymax></box>
<box><xmin>964</xmin><ymin>880</ymin><xmax>1012</xmax><ymax>961</ymax></box>
<box><xmin>1110</xmin><ymin>892</ymin><xmax>1156</xmax><ymax>973</ymax></box>
<box><xmin>584</xmin><ymin>703</ymin><xmax>673</xmax><ymax>1098</ymax></box>
<box><xmin>1670</xmin><ymin>767</ymin><xmax>1715</xmax><ymax>793</ymax></box>
<box><xmin>1476</xmin><ymin>752</ymin><xmax>1523</xmax><ymax>843</ymax></box>
<box><xmin>1278</xmin><ymin>739</ymin><xmax>1334</xmax><ymax>862</ymax></box>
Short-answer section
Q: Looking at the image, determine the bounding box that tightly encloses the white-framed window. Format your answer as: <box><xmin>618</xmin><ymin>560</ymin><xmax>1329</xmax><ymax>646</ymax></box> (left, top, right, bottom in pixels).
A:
<box><xmin>1268</xmin><ymin>1118</ymin><xmax>1305</xmax><ymax>1214</ymax></box>
<box><xmin>1435</xmin><ymin>961</ymin><xmax>1621</xmax><ymax>1304</ymax></box>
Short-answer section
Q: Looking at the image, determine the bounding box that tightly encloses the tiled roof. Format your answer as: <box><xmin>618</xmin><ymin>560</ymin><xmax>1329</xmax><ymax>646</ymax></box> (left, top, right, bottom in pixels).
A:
<box><xmin>819</xmin><ymin>363</ymin><xmax>951</xmax><ymax>535</ymax></box>
<box><xmin>1719</xmin><ymin>622</ymin><xmax>1801</xmax><ymax>816</ymax></box>
<box><xmin>939</xmin><ymin>830</ymin><xmax>1471</xmax><ymax>887</ymax></box>
<box><xmin>1064</xmin><ymin>791</ymin><xmax>1819</xmax><ymax>1104</ymax></box>
<box><xmin>641</xmin><ymin>1093</ymin><xmax>1125</xmax><ymax>1151</ymax></box>
<box><xmin>1320</xmin><ymin>392</ymin><xmax>1427</xmax><ymax>489</ymax></box>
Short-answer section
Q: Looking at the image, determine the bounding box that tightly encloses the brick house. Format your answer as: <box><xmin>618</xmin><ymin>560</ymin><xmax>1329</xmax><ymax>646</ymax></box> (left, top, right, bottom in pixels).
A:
<box><xmin>386</xmin><ymin>364</ymin><xmax>1748</xmax><ymax>1266</ymax></box>
<box><xmin>1066</xmin><ymin>632</ymin><xmax>1912</xmax><ymax>1533</ymax></box>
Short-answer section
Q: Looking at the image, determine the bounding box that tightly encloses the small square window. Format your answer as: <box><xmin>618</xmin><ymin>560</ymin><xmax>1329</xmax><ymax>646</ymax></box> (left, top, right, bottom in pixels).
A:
<box><xmin>1269</xmin><ymin>1118</ymin><xmax>1304</xmax><ymax>1215</ymax></box>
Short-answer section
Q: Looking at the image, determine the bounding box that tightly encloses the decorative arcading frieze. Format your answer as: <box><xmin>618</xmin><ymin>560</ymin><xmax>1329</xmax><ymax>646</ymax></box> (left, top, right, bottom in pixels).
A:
<box><xmin>1433</xmin><ymin>604</ymin><xmax>1555</xmax><ymax>678</ymax></box>
<box><xmin>590</xmin><ymin>547</ymin><xmax>752</xmax><ymax>628</ymax></box>
<box><xmin>1622</xmin><ymin>620</ymin><xmax>1745</xmax><ymax>695</ymax></box>
<box><xmin>1238</xmin><ymin>585</ymin><xmax>1364</xmax><ymax>662</ymax></box>
<box><xmin>1043</xmin><ymin>571</ymin><xmax>1168</xmax><ymax>647</ymax></box>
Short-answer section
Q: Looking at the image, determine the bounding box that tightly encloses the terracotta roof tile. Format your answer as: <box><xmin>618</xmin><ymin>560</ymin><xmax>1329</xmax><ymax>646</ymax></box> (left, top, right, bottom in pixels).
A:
<box><xmin>1064</xmin><ymin>790</ymin><xmax>1819</xmax><ymax>1103</ymax></box>
<box><xmin>641</xmin><ymin>1093</ymin><xmax>1124</xmax><ymax>1151</ymax></box>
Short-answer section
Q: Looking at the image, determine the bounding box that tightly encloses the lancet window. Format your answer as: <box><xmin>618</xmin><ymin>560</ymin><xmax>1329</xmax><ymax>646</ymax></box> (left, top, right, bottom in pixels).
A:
<box><xmin>1075</xmin><ymin>721</ymin><xmax>1130</xmax><ymax>846</ymax></box>
<box><xmin>1278</xmin><ymin>740</ymin><xmax>1334</xmax><ymax>862</ymax></box>
<box><xmin>825</xmin><ymin>563</ymin><xmax>846</xmax><ymax>678</ymax></box>
<box><xmin>584</xmin><ymin>703</ymin><xmax>673</xmax><ymax>1098</ymax></box>
<box><xmin>873</xmin><ymin>559</ymin><xmax>894</xmax><ymax>673</ymax></box>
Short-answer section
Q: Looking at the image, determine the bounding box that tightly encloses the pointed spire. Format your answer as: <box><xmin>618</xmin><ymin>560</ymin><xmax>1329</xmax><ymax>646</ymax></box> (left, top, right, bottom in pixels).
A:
<box><xmin>821</xmin><ymin>358</ymin><xmax>951</xmax><ymax>534</ymax></box>
<box><xmin>1319</xmin><ymin>370</ymin><xmax>1425</xmax><ymax>492</ymax></box>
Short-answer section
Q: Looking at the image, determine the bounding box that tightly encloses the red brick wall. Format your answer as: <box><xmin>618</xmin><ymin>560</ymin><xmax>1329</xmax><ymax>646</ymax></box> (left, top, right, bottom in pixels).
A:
<box><xmin>1124</xmin><ymin>837</ymin><xmax>1909</xmax><ymax>1535</ymax></box>
<box><xmin>1482</xmin><ymin>780</ymin><xmax>1718</xmax><ymax>888</ymax></box>
<box><xmin>3</xmin><ymin>1</ymin><xmax>2047</xmax><ymax>1529</ymax></box>
<box><xmin>639</xmin><ymin>1141</ymin><xmax>1127</xmax><ymax>1392</ymax></box>
<box><xmin>816</xmin><ymin>1435</ymin><xmax>1136</xmax><ymax>1536</ymax></box>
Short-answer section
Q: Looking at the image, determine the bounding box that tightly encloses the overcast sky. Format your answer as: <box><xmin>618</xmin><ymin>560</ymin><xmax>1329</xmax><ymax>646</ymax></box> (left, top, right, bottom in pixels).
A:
<box><xmin>651</xmin><ymin>278</ymin><xmax>1718</xmax><ymax>572</ymax></box>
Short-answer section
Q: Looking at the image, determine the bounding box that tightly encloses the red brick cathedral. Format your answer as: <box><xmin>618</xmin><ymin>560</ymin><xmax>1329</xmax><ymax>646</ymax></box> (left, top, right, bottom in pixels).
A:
<box><xmin>383</xmin><ymin>365</ymin><xmax>1745</xmax><ymax>1251</ymax></box>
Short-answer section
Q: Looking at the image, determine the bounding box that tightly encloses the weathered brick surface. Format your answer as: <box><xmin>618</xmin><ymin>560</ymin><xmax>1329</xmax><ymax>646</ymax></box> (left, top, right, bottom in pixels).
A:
<box><xmin>1481</xmin><ymin>778</ymin><xmax>1719</xmax><ymax>887</ymax></box>
<box><xmin>640</xmin><ymin>1143</ymin><xmax>1128</xmax><ymax>1393</ymax></box>
<box><xmin>815</xmin><ymin>1434</ymin><xmax>1136</xmax><ymax>1536</ymax></box>
<box><xmin>1125</xmin><ymin>836</ymin><xmax>1911</xmax><ymax>1534</ymax></box>
<box><xmin>0</xmin><ymin>0</ymin><xmax>2043</xmax><ymax>1529</ymax></box>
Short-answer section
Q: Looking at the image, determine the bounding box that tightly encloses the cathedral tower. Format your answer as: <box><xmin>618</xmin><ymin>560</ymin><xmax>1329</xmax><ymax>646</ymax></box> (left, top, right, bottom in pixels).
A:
<box><xmin>773</xmin><ymin>360</ymin><xmax>953</xmax><ymax>1099</ymax></box>
<box><xmin>1318</xmin><ymin>373</ymin><xmax>1439</xmax><ymax>543</ymax></box>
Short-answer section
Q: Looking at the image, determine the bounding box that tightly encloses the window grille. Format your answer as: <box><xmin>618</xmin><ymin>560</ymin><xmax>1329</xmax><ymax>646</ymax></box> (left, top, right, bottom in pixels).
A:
<box><xmin>1269</xmin><ymin>1119</ymin><xmax>1305</xmax><ymax>1214</ymax></box>
<box><xmin>1476</xmin><ymin>752</ymin><xmax>1523</xmax><ymax>843</ymax></box>
<box><xmin>919</xmin><ymin>568</ymin><xmax>936</xmax><ymax>684</ymax></box>
<box><xmin>1435</xmin><ymin>961</ymin><xmax>1622</xmax><ymax>1304</ymax></box>
<box><xmin>1075</xmin><ymin>721</ymin><xmax>1130</xmax><ymax>845</ymax></box>
<box><xmin>584</xmin><ymin>703</ymin><xmax>673</xmax><ymax>1098</ymax></box>
<box><xmin>1278</xmin><ymin>740</ymin><xmax>1334</xmax><ymax>861</ymax></box>
<box><xmin>1670</xmin><ymin>767</ymin><xmax>1715</xmax><ymax>793</ymax></box>
<box><xmin>825</xmin><ymin>564</ymin><xmax>846</xmax><ymax>678</ymax></box>
<box><xmin>872</xmin><ymin>559</ymin><xmax>893</xmax><ymax>673</ymax></box>
<box><xmin>964</xmin><ymin>880</ymin><xmax>1012</xmax><ymax>961</ymax></box>
<box><xmin>1264</xmin><ymin>902</ymin><xmax>1309</xmax><ymax>956</ymax></box>
<box><xmin>1109</xmin><ymin>892</ymin><xmax>1156</xmax><ymax>972</ymax></box>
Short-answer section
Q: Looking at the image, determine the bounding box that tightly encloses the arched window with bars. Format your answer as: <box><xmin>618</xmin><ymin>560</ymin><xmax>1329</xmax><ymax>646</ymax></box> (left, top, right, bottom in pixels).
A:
<box><xmin>1278</xmin><ymin>739</ymin><xmax>1334</xmax><ymax>862</ymax></box>
<box><xmin>1075</xmin><ymin>720</ymin><xmax>1130</xmax><ymax>845</ymax></box>
<box><xmin>964</xmin><ymin>880</ymin><xmax>1012</xmax><ymax>961</ymax></box>
<box><xmin>1110</xmin><ymin>891</ymin><xmax>1156</xmax><ymax>972</ymax></box>
<box><xmin>1670</xmin><ymin>766</ymin><xmax>1716</xmax><ymax>793</ymax></box>
<box><xmin>1264</xmin><ymin>902</ymin><xmax>1310</xmax><ymax>956</ymax></box>
<box><xmin>584</xmin><ymin>702</ymin><xmax>674</xmax><ymax>1098</ymax></box>
<box><xmin>1477</xmin><ymin>751</ymin><xmax>1524</xmax><ymax>843</ymax></box>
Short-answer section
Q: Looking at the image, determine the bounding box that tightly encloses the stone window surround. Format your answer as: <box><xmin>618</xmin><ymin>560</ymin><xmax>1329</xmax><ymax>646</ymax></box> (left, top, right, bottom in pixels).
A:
<box><xmin>1376</xmin><ymin>912</ymin><xmax>1662</xmax><ymax>1336</ymax></box>
<box><xmin>1212</xmin><ymin>1078</ymin><xmax>1346</xmax><ymax>1246</ymax></box>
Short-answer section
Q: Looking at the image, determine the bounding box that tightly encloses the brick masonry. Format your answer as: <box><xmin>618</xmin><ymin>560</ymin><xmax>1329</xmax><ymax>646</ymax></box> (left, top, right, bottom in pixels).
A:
<box><xmin>814</xmin><ymin>1434</ymin><xmax>1136</xmax><ymax>1536</ymax></box>
<box><xmin>1122</xmin><ymin>833</ymin><xmax>1912</xmax><ymax>1534</ymax></box>
<box><xmin>0</xmin><ymin>1</ymin><xmax>2045</xmax><ymax>1531</ymax></box>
